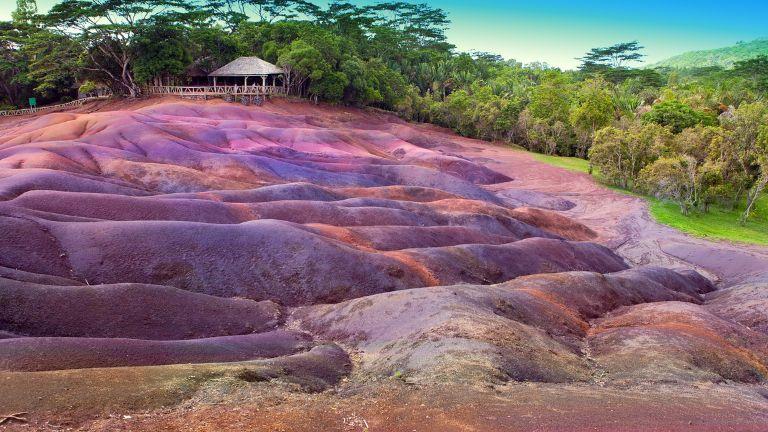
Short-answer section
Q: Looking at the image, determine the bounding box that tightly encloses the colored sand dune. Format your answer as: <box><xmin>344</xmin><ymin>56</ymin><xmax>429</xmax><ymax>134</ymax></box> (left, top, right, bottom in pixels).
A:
<box><xmin>1</xmin><ymin>99</ymin><xmax>767</xmax><ymax>431</ymax></box>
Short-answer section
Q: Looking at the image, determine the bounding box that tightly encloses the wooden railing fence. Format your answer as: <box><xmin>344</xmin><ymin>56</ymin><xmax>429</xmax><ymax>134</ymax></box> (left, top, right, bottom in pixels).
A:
<box><xmin>0</xmin><ymin>96</ymin><xmax>111</xmax><ymax>117</ymax></box>
<box><xmin>0</xmin><ymin>85</ymin><xmax>286</xmax><ymax>117</ymax></box>
<box><xmin>145</xmin><ymin>85</ymin><xmax>286</xmax><ymax>96</ymax></box>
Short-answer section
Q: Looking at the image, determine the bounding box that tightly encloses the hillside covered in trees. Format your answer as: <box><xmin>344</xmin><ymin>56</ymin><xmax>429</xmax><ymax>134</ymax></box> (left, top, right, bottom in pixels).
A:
<box><xmin>1</xmin><ymin>0</ymin><xmax>767</xmax><ymax>224</ymax></box>
<box><xmin>652</xmin><ymin>38</ymin><xmax>768</xmax><ymax>69</ymax></box>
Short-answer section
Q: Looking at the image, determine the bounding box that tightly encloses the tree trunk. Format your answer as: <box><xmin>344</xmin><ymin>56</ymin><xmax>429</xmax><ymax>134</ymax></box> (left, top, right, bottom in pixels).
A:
<box><xmin>740</xmin><ymin>175</ymin><xmax>767</xmax><ymax>225</ymax></box>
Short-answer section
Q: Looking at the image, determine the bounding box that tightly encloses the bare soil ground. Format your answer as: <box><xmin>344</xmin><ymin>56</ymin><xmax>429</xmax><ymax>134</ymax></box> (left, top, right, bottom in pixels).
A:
<box><xmin>1</xmin><ymin>97</ymin><xmax>767</xmax><ymax>431</ymax></box>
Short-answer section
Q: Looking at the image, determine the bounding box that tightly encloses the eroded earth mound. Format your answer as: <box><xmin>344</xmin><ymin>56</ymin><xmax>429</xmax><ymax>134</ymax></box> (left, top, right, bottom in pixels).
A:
<box><xmin>0</xmin><ymin>98</ymin><xmax>766</xmax><ymax>431</ymax></box>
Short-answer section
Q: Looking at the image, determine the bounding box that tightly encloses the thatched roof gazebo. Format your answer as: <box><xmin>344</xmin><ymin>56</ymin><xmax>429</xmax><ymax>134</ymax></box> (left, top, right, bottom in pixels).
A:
<box><xmin>208</xmin><ymin>57</ymin><xmax>285</xmax><ymax>87</ymax></box>
<box><xmin>145</xmin><ymin>56</ymin><xmax>287</xmax><ymax>99</ymax></box>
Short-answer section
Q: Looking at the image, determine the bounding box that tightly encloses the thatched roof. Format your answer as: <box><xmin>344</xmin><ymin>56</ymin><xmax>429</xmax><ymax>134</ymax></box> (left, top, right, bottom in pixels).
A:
<box><xmin>208</xmin><ymin>57</ymin><xmax>284</xmax><ymax>77</ymax></box>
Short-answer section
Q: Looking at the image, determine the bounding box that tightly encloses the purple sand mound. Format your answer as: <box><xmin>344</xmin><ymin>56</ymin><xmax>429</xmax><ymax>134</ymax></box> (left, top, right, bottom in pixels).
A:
<box><xmin>0</xmin><ymin>330</ymin><xmax>313</xmax><ymax>372</ymax></box>
<box><xmin>0</xmin><ymin>278</ymin><xmax>281</xmax><ymax>339</ymax></box>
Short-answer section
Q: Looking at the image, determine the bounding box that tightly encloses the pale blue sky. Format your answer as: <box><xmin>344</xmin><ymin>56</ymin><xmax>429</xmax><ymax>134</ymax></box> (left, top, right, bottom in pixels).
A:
<box><xmin>2</xmin><ymin>0</ymin><xmax>766</xmax><ymax>69</ymax></box>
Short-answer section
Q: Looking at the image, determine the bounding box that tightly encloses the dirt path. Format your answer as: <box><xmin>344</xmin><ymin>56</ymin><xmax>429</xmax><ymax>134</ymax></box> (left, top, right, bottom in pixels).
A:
<box><xmin>432</xmin><ymin>134</ymin><xmax>768</xmax><ymax>286</ymax></box>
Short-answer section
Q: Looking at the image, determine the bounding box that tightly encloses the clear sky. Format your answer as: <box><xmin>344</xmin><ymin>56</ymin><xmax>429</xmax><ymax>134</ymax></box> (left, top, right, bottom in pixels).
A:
<box><xmin>3</xmin><ymin>0</ymin><xmax>767</xmax><ymax>69</ymax></box>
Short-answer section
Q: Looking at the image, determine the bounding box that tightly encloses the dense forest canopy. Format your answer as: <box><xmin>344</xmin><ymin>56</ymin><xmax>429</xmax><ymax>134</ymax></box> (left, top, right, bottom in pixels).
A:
<box><xmin>1</xmin><ymin>0</ymin><xmax>767</xmax><ymax>222</ymax></box>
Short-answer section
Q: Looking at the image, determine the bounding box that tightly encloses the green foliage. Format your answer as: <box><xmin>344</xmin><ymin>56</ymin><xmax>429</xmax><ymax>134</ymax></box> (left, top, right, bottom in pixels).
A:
<box><xmin>133</xmin><ymin>24</ymin><xmax>192</xmax><ymax>84</ymax></box>
<box><xmin>78</xmin><ymin>80</ymin><xmax>97</xmax><ymax>94</ymax></box>
<box><xmin>734</xmin><ymin>55</ymin><xmax>768</xmax><ymax>95</ymax></box>
<box><xmin>44</xmin><ymin>0</ymin><xmax>202</xmax><ymax>97</ymax></box>
<box><xmin>189</xmin><ymin>26</ymin><xmax>243</xmax><ymax>74</ymax></box>
<box><xmin>12</xmin><ymin>0</ymin><xmax>38</xmax><ymax>24</ymax></box>
<box><xmin>652</xmin><ymin>38</ymin><xmax>768</xmax><ymax>69</ymax></box>
<box><xmin>358</xmin><ymin>59</ymin><xmax>408</xmax><ymax>108</ymax></box>
<box><xmin>22</xmin><ymin>30</ymin><xmax>81</xmax><ymax>99</ymax></box>
<box><xmin>739</xmin><ymin>122</ymin><xmax>768</xmax><ymax>224</ymax></box>
<box><xmin>534</xmin><ymin>151</ymin><xmax>768</xmax><ymax>245</ymax></box>
<box><xmin>570</xmin><ymin>77</ymin><xmax>614</xmax><ymax>156</ymax></box>
<box><xmin>277</xmin><ymin>39</ymin><xmax>327</xmax><ymax>96</ymax></box>
<box><xmin>649</xmin><ymin>193</ymin><xmax>768</xmax><ymax>245</ymax></box>
<box><xmin>309</xmin><ymin>69</ymin><xmax>347</xmax><ymax>101</ymax></box>
<box><xmin>214</xmin><ymin>0</ymin><xmax>308</xmax><ymax>25</ymax></box>
<box><xmin>640</xmin><ymin>156</ymin><xmax>701</xmax><ymax>214</ymax></box>
<box><xmin>589</xmin><ymin>122</ymin><xmax>670</xmax><ymax>189</ymax></box>
<box><xmin>528</xmin><ymin>70</ymin><xmax>573</xmax><ymax>124</ymax></box>
<box><xmin>642</xmin><ymin>100</ymin><xmax>717</xmax><ymax>133</ymax></box>
<box><xmin>578</xmin><ymin>41</ymin><xmax>645</xmax><ymax>72</ymax></box>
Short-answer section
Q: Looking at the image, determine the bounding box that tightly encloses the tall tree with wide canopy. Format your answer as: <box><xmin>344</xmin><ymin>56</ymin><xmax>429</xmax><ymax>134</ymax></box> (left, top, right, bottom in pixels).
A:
<box><xmin>209</xmin><ymin>0</ymin><xmax>311</xmax><ymax>28</ymax></box>
<box><xmin>578</xmin><ymin>41</ymin><xmax>645</xmax><ymax>73</ymax></box>
<box><xmin>366</xmin><ymin>1</ymin><xmax>450</xmax><ymax>50</ymax></box>
<box><xmin>0</xmin><ymin>0</ymin><xmax>41</xmax><ymax>107</ymax></box>
<box><xmin>45</xmin><ymin>0</ymin><xmax>201</xmax><ymax>97</ymax></box>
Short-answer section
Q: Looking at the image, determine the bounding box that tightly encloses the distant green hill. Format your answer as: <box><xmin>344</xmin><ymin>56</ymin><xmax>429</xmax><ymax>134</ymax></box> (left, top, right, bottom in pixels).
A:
<box><xmin>651</xmin><ymin>38</ymin><xmax>768</xmax><ymax>69</ymax></box>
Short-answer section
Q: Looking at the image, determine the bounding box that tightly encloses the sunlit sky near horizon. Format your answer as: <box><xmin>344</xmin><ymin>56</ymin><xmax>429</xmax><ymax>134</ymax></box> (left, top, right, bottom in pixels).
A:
<box><xmin>2</xmin><ymin>0</ymin><xmax>766</xmax><ymax>69</ymax></box>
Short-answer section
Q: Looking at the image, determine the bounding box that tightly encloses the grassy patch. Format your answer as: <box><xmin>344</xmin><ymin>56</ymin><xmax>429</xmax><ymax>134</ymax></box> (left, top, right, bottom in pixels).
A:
<box><xmin>648</xmin><ymin>195</ymin><xmax>768</xmax><ymax>245</ymax></box>
<box><xmin>531</xmin><ymin>153</ymin><xmax>591</xmax><ymax>174</ymax></box>
<box><xmin>529</xmin><ymin>150</ymin><xmax>768</xmax><ymax>245</ymax></box>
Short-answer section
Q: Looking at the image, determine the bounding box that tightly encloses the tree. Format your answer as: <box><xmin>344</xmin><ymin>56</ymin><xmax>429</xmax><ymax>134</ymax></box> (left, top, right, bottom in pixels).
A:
<box><xmin>734</xmin><ymin>55</ymin><xmax>768</xmax><ymax>94</ymax></box>
<box><xmin>671</xmin><ymin>125</ymin><xmax>725</xmax><ymax>164</ymax></box>
<box><xmin>21</xmin><ymin>30</ymin><xmax>82</xmax><ymax>99</ymax></box>
<box><xmin>740</xmin><ymin>125</ymin><xmax>768</xmax><ymax>224</ymax></box>
<box><xmin>341</xmin><ymin>57</ymin><xmax>406</xmax><ymax>108</ymax></box>
<box><xmin>214</xmin><ymin>0</ymin><xmax>309</xmax><ymax>25</ymax></box>
<box><xmin>719</xmin><ymin>102</ymin><xmax>768</xmax><ymax>223</ymax></box>
<box><xmin>611</xmin><ymin>79</ymin><xmax>644</xmax><ymax>117</ymax></box>
<box><xmin>589</xmin><ymin>127</ymin><xmax>628</xmax><ymax>187</ymax></box>
<box><xmin>570</xmin><ymin>77</ymin><xmax>614</xmax><ymax>158</ymax></box>
<box><xmin>642</xmin><ymin>99</ymin><xmax>717</xmax><ymax>133</ymax></box>
<box><xmin>309</xmin><ymin>69</ymin><xmax>347</xmax><ymax>101</ymax></box>
<box><xmin>45</xmin><ymin>0</ymin><xmax>200</xmax><ymax>97</ymax></box>
<box><xmin>277</xmin><ymin>39</ymin><xmax>327</xmax><ymax>97</ymax></box>
<box><xmin>670</xmin><ymin>126</ymin><xmax>730</xmax><ymax>211</ymax></box>
<box><xmin>12</xmin><ymin>0</ymin><xmax>38</xmax><ymax>25</ymax></box>
<box><xmin>188</xmin><ymin>26</ymin><xmax>242</xmax><ymax>74</ymax></box>
<box><xmin>524</xmin><ymin>71</ymin><xmax>575</xmax><ymax>154</ymax></box>
<box><xmin>132</xmin><ymin>24</ymin><xmax>192</xmax><ymax>85</ymax></box>
<box><xmin>589</xmin><ymin>122</ymin><xmax>670</xmax><ymax>189</ymax></box>
<box><xmin>0</xmin><ymin>21</ymin><xmax>31</xmax><ymax>107</ymax></box>
<box><xmin>578</xmin><ymin>41</ymin><xmax>645</xmax><ymax>72</ymax></box>
<box><xmin>528</xmin><ymin>70</ymin><xmax>572</xmax><ymax>124</ymax></box>
<box><xmin>365</xmin><ymin>2</ymin><xmax>451</xmax><ymax>50</ymax></box>
<box><xmin>721</xmin><ymin>102</ymin><xmax>768</xmax><ymax>209</ymax></box>
<box><xmin>0</xmin><ymin>0</ymin><xmax>42</xmax><ymax>107</ymax></box>
<box><xmin>518</xmin><ymin>109</ymin><xmax>569</xmax><ymax>155</ymax></box>
<box><xmin>638</xmin><ymin>155</ymin><xmax>699</xmax><ymax>215</ymax></box>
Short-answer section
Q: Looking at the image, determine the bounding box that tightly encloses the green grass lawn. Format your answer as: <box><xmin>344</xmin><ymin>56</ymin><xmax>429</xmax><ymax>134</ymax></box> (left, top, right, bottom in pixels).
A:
<box><xmin>531</xmin><ymin>153</ymin><xmax>591</xmax><ymax>173</ymax></box>
<box><xmin>648</xmin><ymin>194</ymin><xmax>768</xmax><ymax>245</ymax></box>
<box><xmin>529</xmin><ymin>150</ymin><xmax>768</xmax><ymax>245</ymax></box>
